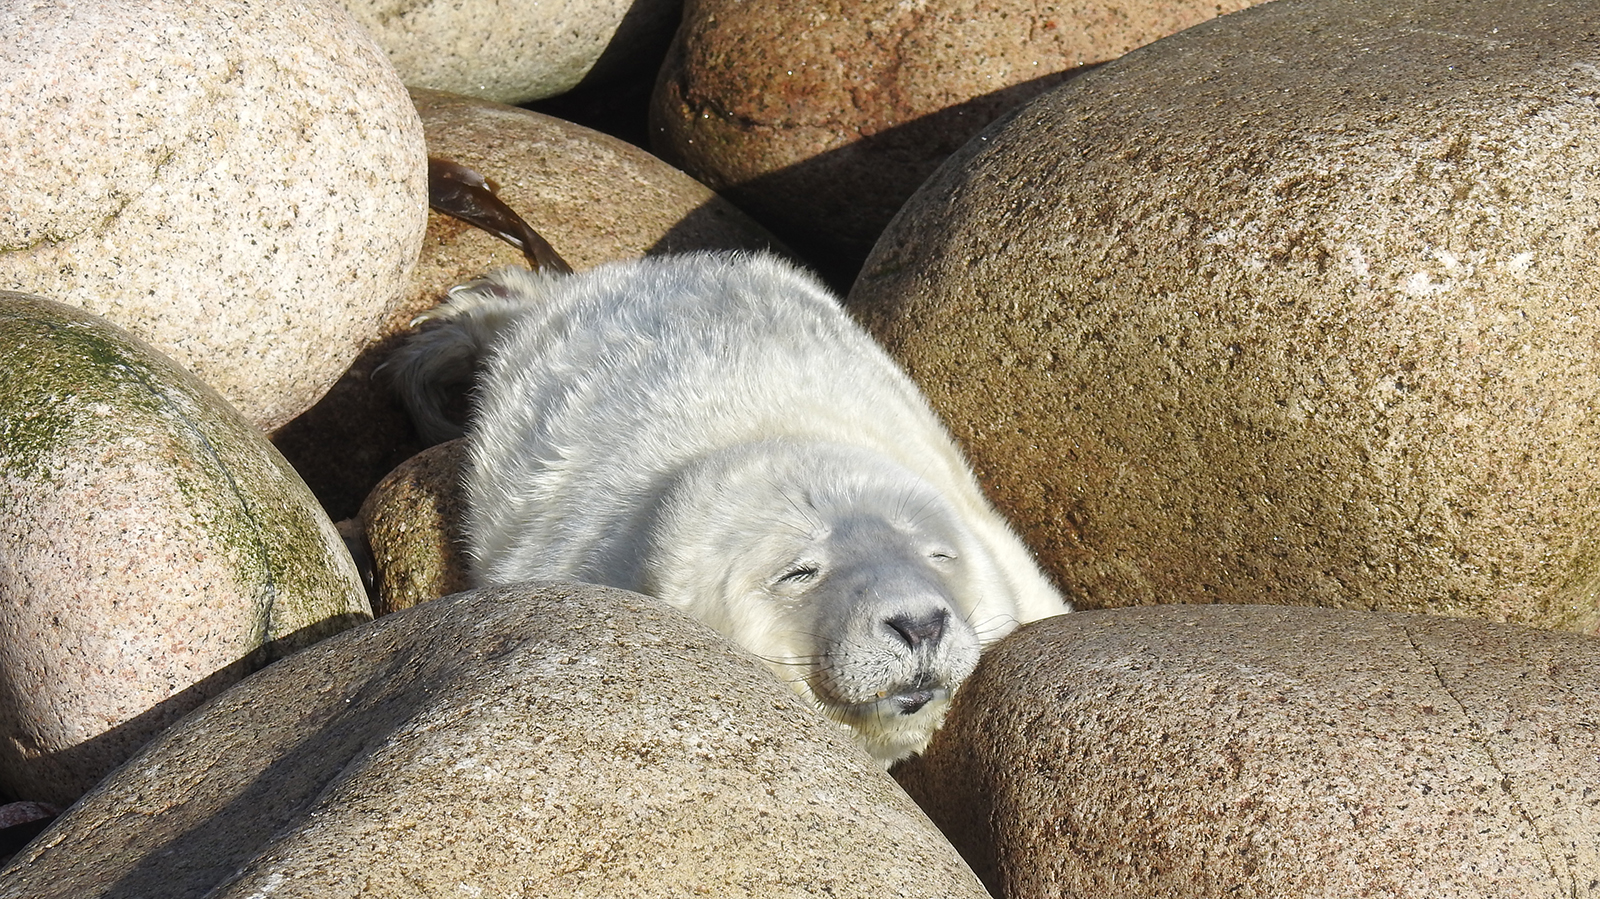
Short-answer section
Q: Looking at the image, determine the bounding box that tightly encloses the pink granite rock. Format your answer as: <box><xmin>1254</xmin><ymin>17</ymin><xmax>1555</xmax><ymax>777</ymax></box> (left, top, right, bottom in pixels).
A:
<box><xmin>851</xmin><ymin>0</ymin><xmax>1600</xmax><ymax>631</ymax></box>
<box><xmin>0</xmin><ymin>0</ymin><xmax>428</xmax><ymax>432</ymax></box>
<box><xmin>409</xmin><ymin>88</ymin><xmax>790</xmax><ymax>286</ymax></box>
<box><xmin>650</xmin><ymin>0</ymin><xmax>1263</xmax><ymax>279</ymax></box>
<box><xmin>897</xmin><ymin>604</ymin><xmax>1600</xmax><ymax>898</ymax></box>
<box><xmin>0</xmin><ymin>295</ymin><xmax>372</xmax><ymax>808</ymax></box>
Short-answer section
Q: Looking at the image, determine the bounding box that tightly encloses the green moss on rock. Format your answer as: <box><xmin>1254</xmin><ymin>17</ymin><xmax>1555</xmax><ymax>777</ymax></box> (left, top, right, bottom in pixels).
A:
<box><xmin>0</xmin><ymin>292</ymin><xmax>370</xmax><ymax>648</ymax></box>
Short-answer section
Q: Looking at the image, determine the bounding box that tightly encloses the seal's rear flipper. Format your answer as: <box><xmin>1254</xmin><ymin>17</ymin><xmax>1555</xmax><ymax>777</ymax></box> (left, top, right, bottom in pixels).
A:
<box><xmin>380</xmin><ymin>268</ymin><xmax>561</xmax><ymax>445</ymax></box>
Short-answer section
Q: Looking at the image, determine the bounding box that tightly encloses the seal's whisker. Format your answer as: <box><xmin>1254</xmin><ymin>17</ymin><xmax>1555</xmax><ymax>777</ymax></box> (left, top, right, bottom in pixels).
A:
<box><xmin>967</xmin><ymin>609</ymin><xmax>1022</xmax><ymax>642</ymax></box>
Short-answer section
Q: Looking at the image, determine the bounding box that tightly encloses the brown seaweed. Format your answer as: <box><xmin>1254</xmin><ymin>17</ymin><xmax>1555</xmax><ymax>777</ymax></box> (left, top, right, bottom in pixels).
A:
<box><xmin>427</xmin><ymin>157</ymin><xmax>573</xmax><ymax>274</ymax></box>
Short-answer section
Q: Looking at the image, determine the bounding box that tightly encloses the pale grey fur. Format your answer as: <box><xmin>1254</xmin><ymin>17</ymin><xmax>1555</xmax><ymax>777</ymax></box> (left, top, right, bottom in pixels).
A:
<box><xmin>386</xmin><ymin>251</ymin><xmax>1068</xmax><ymax>763</ymax></box>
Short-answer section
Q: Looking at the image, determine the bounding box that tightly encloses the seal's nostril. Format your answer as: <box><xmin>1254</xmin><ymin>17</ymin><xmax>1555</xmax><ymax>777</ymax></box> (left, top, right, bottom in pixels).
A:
<box><xmin>886</xmin><ymin>609</ymin><xmax>948</xmax><ymax>649</ymax></box>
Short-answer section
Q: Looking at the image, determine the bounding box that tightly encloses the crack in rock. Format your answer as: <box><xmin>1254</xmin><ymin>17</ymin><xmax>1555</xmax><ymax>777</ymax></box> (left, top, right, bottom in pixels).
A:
<box><xmin>1399</xmin><ymin>621</ymin><xmax>1574</xmax><ymax>895</ymax></box>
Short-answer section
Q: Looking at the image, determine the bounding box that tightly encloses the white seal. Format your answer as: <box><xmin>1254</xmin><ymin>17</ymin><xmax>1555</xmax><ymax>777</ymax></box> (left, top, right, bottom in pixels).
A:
<box><xmin>386</xmin><ymin>252</ymin><xmax>1069</xmax><ymax>763</ymax></box>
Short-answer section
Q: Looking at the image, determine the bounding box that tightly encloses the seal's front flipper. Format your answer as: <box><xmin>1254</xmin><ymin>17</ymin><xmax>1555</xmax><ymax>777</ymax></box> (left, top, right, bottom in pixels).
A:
<box><xmin>427</xmin><ymin>157</ymin><xmax>573</xmax><ymax>275</ymax></box>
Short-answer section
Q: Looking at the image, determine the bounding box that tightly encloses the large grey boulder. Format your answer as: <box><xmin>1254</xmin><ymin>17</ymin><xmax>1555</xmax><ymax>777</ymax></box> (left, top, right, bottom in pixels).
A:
<box><xmin>851</xmin><ymin>0</ymin><xmax>1600</xmax><ymax>631</ymax></box>
<box><xmin>896</xmin><ymin>604</ymin><xmax>1600</xmax><ymax>898</ymax></box>
<box><xmin>2</xmin><ymin>583</ymin><xmax>991</xmax><ymax>899</ymax></box>
<box><xmin>0</xmin><ymin>295</ymin><xmax>371</xmax><ymax>808</ymax></box>
<box><xmin>0</xmin><ymin>0</ymin><xmax>427</xmax><ymax>432</ymax></box>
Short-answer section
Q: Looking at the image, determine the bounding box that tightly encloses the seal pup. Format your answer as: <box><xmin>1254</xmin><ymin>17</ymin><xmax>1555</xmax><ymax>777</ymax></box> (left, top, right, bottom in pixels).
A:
<box><xmin>386</xmin><ymin>251</ymin><xmax>1069</xmax><ymax>763</ymax></box>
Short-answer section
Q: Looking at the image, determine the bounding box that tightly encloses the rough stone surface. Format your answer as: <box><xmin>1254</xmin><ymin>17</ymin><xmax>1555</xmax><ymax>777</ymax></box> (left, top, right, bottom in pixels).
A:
<box><xmin>332</xmin><ymin>0</ymin><xmax>679</xmax><ymax>105</ymax></box>
<box><xmin>851</xmin><ymin>0</ymin><xmax>1600</xmax><ymax>632</ymax></box>
<box><xmin>0</xmin><ymin>0</ymin><xmax>428</xmax><ymax>432</ymax></box>
<box><xmin>896</xmin><ymin>604</ymin><xmax>1600</xmax><ymax>898</ymax></box>
<box><xmin>0</xmin><ymin>295</ymin><xmax>372</xmax><ymax>808</ymax></box>
<box><xmin>411</xmin><ymin>87</ymin><xmax>791</xmax><ymax>281</ymax></box>
<box><xmin>650</xmin><ymin>0</ymin><xmax>1263</xmax><ymax>280</ymax></box>
<box><xmin>272</xmin><ymin>88</ymin><xmax>788</xmax><ymax>521</ymax></box>
<box><xmin>1</xmin><ymin>583</ymin><xmax>991</xmax><ymax>899</ymax></box>
<box><xmin>358</xmin><ymin>439</ymin><xmax>471</xmax><ymax>615</ymax></box>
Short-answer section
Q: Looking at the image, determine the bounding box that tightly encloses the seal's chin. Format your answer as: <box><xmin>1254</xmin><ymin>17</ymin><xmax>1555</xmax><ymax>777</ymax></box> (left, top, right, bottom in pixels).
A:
<box><xmin>804</xmin><ymin>665</ymin><xmax>966</xmax><ymax>763</ymax></box>
<box><xmin>816</xmin><ymin>685</ymin><xmax>955</xmax><ymax>765</ymax></box>
<box><xmin>830</xmin><ymin>685</ymin><xmax>952</xmax><ymax>721</ymax></box>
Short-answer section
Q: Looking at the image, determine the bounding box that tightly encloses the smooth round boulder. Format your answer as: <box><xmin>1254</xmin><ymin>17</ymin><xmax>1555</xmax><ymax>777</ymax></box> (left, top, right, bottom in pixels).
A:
<box><xmin>0</xmin><ymin>295</ymin><xmax>371</xmax><ymax>807</ymax></box>
<box><xmin>896</xmin><ymin>604</ymin><xmax>1600</xmax><ymax>898</ymax></box>
<box><xmin>407</xmin><ymin>88</ymin><xmax>790</xmax><ymax>289</ymax></box>
<box><xmin>0</xmin><ymin>0</ymin><xmax>428</xmax><ymax>432</ymax></box>
<box><xmin>332</xmin><ymin>0</ymin><xmax>679</xmax><ymax>104</ymax></box>
<box><xmin>358</xmin><ymin>439</ymin><xmax>471</xmax><ymax>615</ymax></box>
<box><xmin>0</xmin><ymin>583</ymin><xmax>992</xmax><ymax>899</ymax></box>
<box><xmin>650</xmin><ymin>0</ymin><xmax>1262</xmax><ymax>279</ymax></box>
<box><xmin>851</xmin><ymin>0</ymin><xmax>1600</xmax><ymax>632</ymax></box>
<box><xmin>272</xmin><ymin>88</ymin><xmax>788</xmax><ymax>520</ymax></box>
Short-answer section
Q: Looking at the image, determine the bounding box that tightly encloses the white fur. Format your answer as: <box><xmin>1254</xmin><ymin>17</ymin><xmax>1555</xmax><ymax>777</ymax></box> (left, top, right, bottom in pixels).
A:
<box><xmin>387</xmin><ymin>252</ymin><xmax>1069</xmax><ymax>763</ymax></box>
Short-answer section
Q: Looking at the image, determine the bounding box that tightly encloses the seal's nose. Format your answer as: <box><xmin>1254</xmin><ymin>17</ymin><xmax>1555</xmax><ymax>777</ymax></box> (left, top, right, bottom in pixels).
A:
<box><xmin>885</xmin><ymin>609</ymin><xmax>948</xmax><ymax>650</ymax></box>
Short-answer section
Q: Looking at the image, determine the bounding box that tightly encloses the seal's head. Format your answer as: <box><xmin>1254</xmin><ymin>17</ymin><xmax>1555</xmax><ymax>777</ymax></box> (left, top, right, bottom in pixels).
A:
<box><xmin>643</xmin><ymin>440</ymin><xmax>1022</xmax><ymax>763</ymax></box>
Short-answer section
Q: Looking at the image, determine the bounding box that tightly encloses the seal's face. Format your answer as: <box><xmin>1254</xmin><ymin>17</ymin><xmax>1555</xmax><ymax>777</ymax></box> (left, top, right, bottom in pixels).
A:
<box><xmin>769</xmin><ymin>507</ymin><xmax>983</xmax><ymax>762</ymax></box>
<box><xmin>645</xmin><ymin>442</ymin><xmax>1019</xmax><ymax>764</ymax></box>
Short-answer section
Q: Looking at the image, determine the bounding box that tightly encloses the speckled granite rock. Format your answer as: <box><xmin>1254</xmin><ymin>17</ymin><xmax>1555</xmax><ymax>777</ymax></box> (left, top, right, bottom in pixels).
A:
<box><xmin>409</xmin><ymin>88</ymin><xmax>789</xmax><ymax>289</ymax></box>
<box><xmin>896</xmin><ymin>604</ymin><xmax>1600</xmax><ymax>898</ymax></box>
<box><xmin>272</xmin><ymin>88</ymin><xmax>787</xmax><ymax>520</ymax></box>
<box><xmin>0</xmin><ymin>295</ymin><xmax>371</xmax><ymax>808</ymax></box>
<box><xmin>332</xmin><ymin>0</ymin><xmax>679</xmax><ymax>104</ymax></box>
<box><xmin>358</xmin><ymin>439</ymin><xmax>470</xmax><ymax>615</ymax></box>
<box><xmin>851</xmin><ymin>0</ymin><xmax>1600</xmax><ymax>632</ymax></box>
<box><xmin>650</xmin><ymin>0</ymin><xmax>1262</xmax><ymax>279</ymax></box>
<box><xmin>1</xmin><ymin>583</ymin><xmax>991</xmax><ymax>899</ymax></box>
<box><xmin>0</xmin><ymin>0</ymin><xmax>427</xmax><ymax>432</ymax></box>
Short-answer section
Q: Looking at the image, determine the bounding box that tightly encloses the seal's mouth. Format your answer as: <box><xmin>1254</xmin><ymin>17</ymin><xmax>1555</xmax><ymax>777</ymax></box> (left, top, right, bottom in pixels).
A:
<box><xmin>829</xmin><ymin>686</ymin><xmax>951</xmax><ymax>720</ymax></box>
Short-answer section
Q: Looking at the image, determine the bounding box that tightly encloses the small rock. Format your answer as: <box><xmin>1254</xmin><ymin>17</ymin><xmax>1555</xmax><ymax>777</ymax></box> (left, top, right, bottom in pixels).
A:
<box><xmin>0</xmin><ymin>803</ymin><xmax>58</xmax><ymax>831</ymax></box>
<box><xmin>0</xmin><ymin>802</ymin><xmax>58</xmax><ymax>866</ymax></box>
<box><xmin>1</xmin><ymin>583</ymin><xmax>991</xmax><ymax>899</ymax></box>
<box><xmin>650</xmin><ymin>0</ymin><xmax>1263</xmax><ymax>281</ymax></box>
<box><xmin>272</xmin><ymin>88</ymin><xmax>788</xmax><ymax>521</ymax></box>
<box><xmin>851</xmin><ymin>0</ymin><xmax>1600</xmax><ymax>631</ymax></box>
<box><xmin>896</xmin><ymin>604</ymin><xmax>1600</xmax><ymax>898</ymax></box>
<box><xmin>333</xmin><ymin>517</ymin><xmax>378</xmax><ymax>603</ymax></box>
<box><xmin>0</xmin><ymin>0</ymin><xmax>428</xmax><ymax>432</ymax></box>
<box><xmin>0</xmin><ymin>295</ymin><xmax>372</xmax><ymax>808</ymax></box>
<box><xmin>332</xmin><ymin>0</ymin><xmax>680</xmax><ymax>105</ymax></box>
<box><xmin>358</xmin><ymin>439</ymin><xmax>471</xmax><ymax>615</ymax></box>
